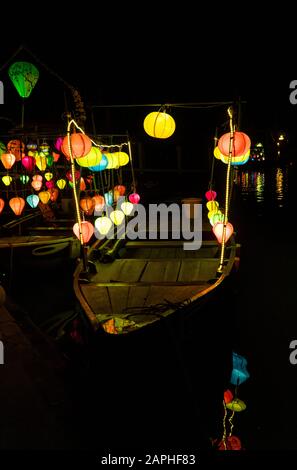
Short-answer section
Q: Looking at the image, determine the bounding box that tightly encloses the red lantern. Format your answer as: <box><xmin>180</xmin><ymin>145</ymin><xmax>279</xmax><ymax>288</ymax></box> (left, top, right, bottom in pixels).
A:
<box><xmin>1</xmin><ymin>153</ymin><xmax>16</xmax><ymax>169</ymax></box>
<box><xmin>73</xmin><ymin>221</ymin><xmax>94</xmax><ymax>243</ymax></box>
<box><xmin>61</xmin><ymin>133</ymin><xmax>92</xmax><ymax>159</ymax></box>
<box><xmin>49</xmin><ymin>188</ymin><xmax>59</xmax><ymax>202</ymax></box>
<box><xmin>80</xmin><ymin>197</ymin><xmax>95</xmax><ymax>215</ymax></box>
<box><xmin>218</xmin><ymin>131</ymin><xmax>250</xmax><ymax>157</ymax></box>
<box><xmin>21</xmin><ymin>155</ymin><xmax>35</xmax><ymax>172</ymax></box>
<box><xmin>114</xmin><ymin>185</ymin><xmax>126</xmax><ymax>196</ymax></box>
<box><xmin>0</xmin><ymin>198</ymin><xmax>5</xmax><ymax>214</ymax></box>
<box><xmin>212</xmin><ymin>222</ymin><xmax>234</xmax><ymax>244</ymax></box>
<box><xmin>129</xmin><ymin>192</ymin><xmax>140</xmax><ymax>204</ymax></box>
<box><xmin>205</xmin><ymin>189</ymin><xmax>217</xmax><ymax>201</ymax></box>
<box><xmin>9</xmin><ymin>197</ymin><xmax>25</xmax><ymax>215</ymax></box>
<box><xmin>224</xmin><ymin>389</ymin><xmax>233</xmax><ymax>404</ymax></box>
<box><xmin>66</xmin><ymin>170</ymin><xmax>80</xmax><ymax>182</ymax></box>
<box><xmin>217</xmin><ymin>436</ymin><xmax>242</xmax><ymax>451</ymax></box>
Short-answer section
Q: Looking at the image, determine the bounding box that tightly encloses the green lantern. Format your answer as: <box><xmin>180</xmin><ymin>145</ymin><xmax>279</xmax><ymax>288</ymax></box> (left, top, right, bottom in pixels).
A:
<box><xmin>8</xmin><ymin>61</ymin><xmax>39</xmax><ymax>99</ymax></box>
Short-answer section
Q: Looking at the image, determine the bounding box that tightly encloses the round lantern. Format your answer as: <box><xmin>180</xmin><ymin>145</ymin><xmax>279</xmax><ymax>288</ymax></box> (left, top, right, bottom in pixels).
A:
<box><xmin>106</xmin><ymin>153</ymin><xmax>120</xmax><ymax>169</ymax></box>
<box><xmin>2</xmin><ymin>175</ymin><xmax>12</xmax><ymax>186</ymax></box>
<box><xmin>226</xmin><ymin>398</ymin><xmax>246</xmax><ymax>412</ymax></box>
<box><xmin>57</xmin><ymin>178</ymin><xmax>66</xmax><ymax>190</ymax></box>
<box><xmin>26</xmin><ymin>194</ymin><xmax>39</xmax><ymax>208</ymax></box>
<box><xmin>114</xmin><ymin>185</ymin><xmax>126</xmax><ymax>196</ymax></box>
<box><xmin>1</xmin><ymin>153</ymin><xmax>16</xmax><ymax>169</ymax></box>
<box><xmin>21</xmin><ymin>155</ymin><xmax>35</xmax><ymax>172</ymax></box>
<box><xmin>212</xmin><ymin>222</ymin><xmax>234</xmax><ymax>244</ymax></box>
<box><xmin>73</xmin><ymin>221</ymin><xmax>94</xmax><ymax>244</ymax></box>
<box><xmin>61</xmin><ymin>133</ymin><xmax>92</xmax><ymax>159</ymax></box>
<box><xmin>213</xmin><ymin>146</ymin><xmax>222</xmax><ymax>160</ymax></box>
<box><xmin>110</xmin><ymin>210</ymin><xmax>125</xmax><ymax>226</ymax></box>
<box><xmin>7</xmin><ymin>140</ymin><xmax>25</xmax><ymax>161</ymax></box>
<box><xmin>129</xmin><ymin>192</ymin><xmax>140</xmax><ymax>204</ymax></box>
<box><xmin>89</xmin><ymin>154</ymin><xmax>108</xmax><ymax>172</ymax></box>
<box><xmin>38</xmin><ymin>191</ymin><xmax>51</xmax><ymax>204</ymax></box>
<box><xmin>80</xmin><ymin>197</ymin><xmax>95</xmax><ymax>215</ymax></box>
<box><xmin>0</xmin><ymin>198</ymin><xmax>5</xmax><ymax>214</ymax></box>
<box><xmin>9</xmin><ymin>197</ymin><xmax>25</xmax><ymax>215</ymax></box>
<box><xmin>20</xmin><ymin>175</ymin><xmax>29</xmax><ymax>184</ymax></box>
<box><xmin>112</xmin><ymin>151</ymin><xmax>129</xmax><ymax>166</ymax></box>
<box><xmin>76</xmin><ymin>146</ymin><xmax>102</xmax><ymax>167</ymax></box>
<box><xmin>121</xmin><ymin>201</ymin><xmax>134</xmax><ymax>216</ymax></box>
<box><xmin>143</xmin><ymin>111</ymin><xmax>175</xmax><ymax>138</ymax></box>
<box><xmin>92</xmin><ymin>194</ymin><xmax>105</xmax><ymax>211</ymax></box>
<box><xmin>220</xmin><ymin>150</ymin><xmax>250</xmax><ymax>166</ymax></box>
<box><xmin>205</xmin><ymin>189</ymin><xmax>217</xmax><ymax>201</ymax></box>
<box><xmin>218</xmin><ymin>131</ymin><xmax>251</xmax><ymax>157</ymax></box>
<box><xmin>95</xmin><ymin>216</ymin><xmax>113</xmax><ymax>235</ymax></box>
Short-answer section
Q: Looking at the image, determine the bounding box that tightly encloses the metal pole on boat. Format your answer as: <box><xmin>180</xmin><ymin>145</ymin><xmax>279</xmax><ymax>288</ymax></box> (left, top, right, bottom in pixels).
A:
<box><xmin>217</xmin><ymin>107</ymin><xmax>234</xmax><ymax>274</ymax></box>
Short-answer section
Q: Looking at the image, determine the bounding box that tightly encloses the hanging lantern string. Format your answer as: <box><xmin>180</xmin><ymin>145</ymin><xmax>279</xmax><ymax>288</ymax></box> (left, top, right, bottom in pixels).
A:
<box><xmin>228</xmin><ymin>410</ymin><xmax>235</xmax><ymax>437</ymax></box>
<box><xmin>221</xmin><ymin>400</ymin><xmax>228</xmax><ymax>450</ymax></box>
<box><xmin>217</xmin><ymin>106</ymin><xmax>234</xmax><ymax>273</ymax></box>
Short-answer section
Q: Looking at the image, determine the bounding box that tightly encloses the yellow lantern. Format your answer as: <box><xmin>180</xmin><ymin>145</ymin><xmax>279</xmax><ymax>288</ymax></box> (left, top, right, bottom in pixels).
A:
<box><xmin>106</xmin><ymin>153</ymin><xmax>120</xmax><ymax>169</ymax></box>
<box><xmin>95</xmin><ymin>216</ymin><xmax>113</xmax><ymax>235</ymax></box>
<box><xmin>110</xmin><ymin>210</ymin><xmax>125</xmax><ymax>226</ymax></box>
<box><xmin>44</xmin><ymin>172</ymin><xmax>53</xmax><ymax>181</ymax></box>
<box><xmin>143</xmin><ymin>111</ymin><xmax>175</xmax><ymax>138</ymax></box>
<box><xmin>121</xmin><ymin>201</ymin><xmax>134</xmax><ymax>215</ymax></box>
<box><xmin>206</xmin><ymin>200</ymin><xmax>219</xmax><ymax>212</ymax></box>
<box><xmin>2</xmin><ymin>175</ymin><xmax>12</xmax><ymax>186</ymax></box>
<box><xmin>76</xmin><ymin>146</ymin><xmax>102</xmax><ymax>167</ymax></box>
<box><xmin>112</xmin><ymin>151</ymin><xmax>129</xmax><ymax>166</ymax></box>
<box><xmin>57</xmin><ymin>178</ymin><xmax>66</xmax><ymax>190</ymax></box>
<box><xmin>35</xmin><ymin>154</ymin><xmax>47</xmax><ymax>171</ymax></box>
<box><xmin>38</xmin><ymin>191</ymin><xmax>50</xmax><ymax>204</ymax></box>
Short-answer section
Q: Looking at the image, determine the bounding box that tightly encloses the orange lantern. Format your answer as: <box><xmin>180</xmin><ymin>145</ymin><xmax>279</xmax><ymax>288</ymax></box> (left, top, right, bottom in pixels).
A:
<box><xmin>7</xmin><ymin>140</ymin><xmax>25</xmax><ymax>161</ymax></box>
<box><xmin>38</xmin><ymin>191</ymin><xmax>50</xmax><ymax>204</ymax></box>
<box><xmin>218</xmin><ymin>131</ymin><xmax>250</xmax><ymax>157</ymax></box>
<box><xmin>9</xmin><ymin>197</ymin><xmax>25</xmax><ymax>215</ymax></box>
<box><xmin>1</xmin><ymin>153</ymin><xmax>16</xmax><ymax>169</ymax></box>
<box><xmin>80</xmin><ymin>197</ymin><xmax>95</xmax><ymax>215</ymax></box>
<box><xmin>92</xmin><ymin>194</ymin><xmax>105</xmax><ymax>211</ymax></box>
<box><xmin>73</xmin><ymin>221</ymin><xmax>94</xmax><ymax>244</ymax></box>
<box><xmin>61</xmin><ymin>133</ymin><xmax>92</xmax><ymax>159</ymax></box>
<box><xmin>80</xmin><ymin>177</ymin><xmax>86</xmax><ymax>191</ymax></box>
<box><xmin>212</xmin><ymin>222</ymin><xmax>234</xmax><ymax>244</ymax></box>
<box><xmin>49</xmin><ymin>188</ymin><xmax>59</xmax><ymax>202</ymax></box>
<box><xmin>31</xmin><ymin>174</ymin><xmax>43</xmax><ymax>191</ymax></box>
<box><xmin>0</xmin><ymin>198</ymin><xmax>5</xmax><ymax>214</ymax></box>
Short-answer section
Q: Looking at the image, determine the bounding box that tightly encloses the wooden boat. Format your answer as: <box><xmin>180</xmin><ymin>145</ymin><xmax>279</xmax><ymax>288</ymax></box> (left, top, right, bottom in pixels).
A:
<box><xmin>73</xmin><ymin>223</ymin><xmax>239</xmax><ymax>335</ymax></box>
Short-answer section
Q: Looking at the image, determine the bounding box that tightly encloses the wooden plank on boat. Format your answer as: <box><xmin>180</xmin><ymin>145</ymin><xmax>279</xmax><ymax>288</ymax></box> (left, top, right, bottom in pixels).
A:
<box><xmin>140</xmin><ymin>260</ymin><xmax>181</xmax><ymax>283</ymax></box>
<box><xmin>91</xmin><ymin>260</ymin><xmax>148</xmax><ymax>283</ymax></box>
<box><xmin>144</xmin><ymin>285</ymin><xmax>204</xmax><ymax>307</ymax></box>
<box><xmin>178</xmin><ymin>259</ymin><xmax>219</xmax><ymax>282</ymax></box>
<box><xmin>80</xmin><ymin>285</ymin><xmax>112</xmax><ymax>317</ymax></box>
<box><xmin>126</xmin><ymin>286</ymin><xmax>151</xmax><ymax>309</ymax></box>
<box><xmin>108</xmin><ymin>286</ymin><xmax>130</xmax><ymax>315</ymax></box>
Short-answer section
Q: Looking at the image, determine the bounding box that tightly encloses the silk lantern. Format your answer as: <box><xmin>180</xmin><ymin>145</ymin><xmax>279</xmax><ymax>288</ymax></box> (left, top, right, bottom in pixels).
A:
<box><xmin>144</xmin><ymin>111</ymin><xmax>175</xmax><ymax>138</ymax></box>
<box><xmin>92</xmin><ymin>195</ymin><xmax>105</xmax><ymax>211</ymax></box>
<box><xmin>8</xmin><ymin>61</ymin><xmax>39</xmax><ymax>98</ymax></box>
<box><xmin>9</xmin><ymin>197</ymin><xmax>25</xmax><ymax>215</ymax></box>
<box><xmin>89</xmin><ymin>154</ymin><xmax>108</xmax><ymax>172</ymax></box>
<box><xmin>7</xmin><ymin>140</ymin><xmax>25</xmax><ymax>161</ymax></box>
<box><xmin>0</xmin><ymin>198</ymin><xmax>5</xmax><ymax>214</ymax></box>
<box><xmin>1</xmin><ymin>153</ymin><xmax>16</xmax><ymax>169</ymax></box>
<box><xmin>218</xmin><ymin>131</ymin><xmax>251</xmax><ymax>157</ymax></box>
<box><xmin>212</xmin><ymin>222</ymin><xmax>234</xmax><ymax>244</ymax></box>
<box><xmin>121</xmin><ymin>201</ymin><xmax>134</xmax><ymax>215</ymax></box>
<box><xmin>76</xmin><ymin>146</ymin><xmax>102</xmax><ymax>167</ymax></box>
<box><xmin>110</xmin><ymin>210</ymin><xmax>125</xmax><ymax>225</ymax></box>
<box><xmin>20</xmin><ymin>175</ymin><xmax>29</xmax><ymax>184</ymax></box>
<box><xmin>26</xmin><ymin>194</ymin><xmax>39</xmax><ymax>208</ymax></box>
<box><xmin>49</xmin><ymin>188</ymin><xmax>59</xmax><ymax>202</ymax></box>
<box><xmin>205</xmin><ymin>189</ymin><xmax>217</xmax><ymax>201</ymax></box>
<box><xmin>95</xmin><ymin>216</ymin><xmax>113</xmax><ymax>235</ymax></box>
<box><xmin>22</xmin><ymin>155</ymin><xmax>35</xmax><ymax>172</ymax></box>
<box><xmin>73</xmin><ymin>221</ymin><xmax>94</xmax><ymax>244</ymax></box>
<box><xmin>57</xmin><ymin>178</ymin><xmax>66</xmax><ymax>189</ymax></box>
<box><xmin>61</xmin><ymin>133</ymin><xmax>92</xmax><ymax>159</ymax></box>
<box><xmin>2</xmin><ymin>175</ymin><xmax>12</xmax><ymax>186</ymax></box>
<box><xmin>38</xmin><ymin>191</ymin><xmax>50</xmax><ymax>204</ymax></box>
<box><xmin>129</xmin><ymin>193</ymin><xmax>140</xmax><ymax>204</ymax></box>
<box><xmin>80</xmin><ymin>197</ymin><xmax>95</xmax><ymax>215</ymax></box>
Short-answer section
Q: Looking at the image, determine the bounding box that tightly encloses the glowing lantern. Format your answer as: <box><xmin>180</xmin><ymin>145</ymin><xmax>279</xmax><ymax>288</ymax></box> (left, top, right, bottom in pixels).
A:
<box><xmin>35</xmin><ymin>154</ymin><xmax>47</xmax><ymax>171</ymax></box>
<box><xmin>104</xmin><ymin>191</ymin><xmax>113</xmax><ymax>206</ymax></box>
<box><xmin>110</xmin><ymin>210</ymin><xmax>125</xmax><ymax>225</ymax></box>
<box><xmin>223</xmin><ymin>389</ymin><xmax>233</xmax><ymax>404</ymax></box>
<box><xmin>106</xmin><ymin>153</ymin><xmax>119</xmax><ymax>169</ymax></box>
<box><xmin>92</xmin><ymin>195</ymin><xmax>105</xmax><ymax>211</ymax></box>
<box><xmin>218</xmin><ymin>131</ymin><xmax>251</xmax><ymax>157</ymax></box>
<box><xmin>129</xmin><ymin>193</ymin><xmax>140</xmax><ymax>204</ymax></box>
<box><xmin>80</xmin><ymin>197</ymin><xmax>95</xmax><ymax>215</ymax></box>
<box><xmin>226</xmin><ymin>399</ymin><xmax>246</xmax><ymax>412</ymax></box>
<box><xmin>45</xmin><ymin>181</ymin><xmax>54</xmax><ymax>189</ymax></box>
<box><xmin>20</xmin><ymin>175</ymin><xmax>29</xmax><ymax>184</ymax></box>
<box><xmin>57</xmin><ymin>178</ymin><xmax>66</xmax><ymax>190</ymax></box>
<box><xmin>76</xmin><ymin>146</ymin><xmax>102</xmax><ymax>167</ymax></box>
<box><xmin>121</xmin><ymin>201</ymin><xmax>134</xmax><ymax>215</ymax></box>
<box><xmin>206</xmin><ymin>200</ymin><xmax>219</xmax><ymax>212</ymax></box>
<box><xmin>55</xmin><ymin>137</ymin><xmax>63</xmax><ymax>152</ymax></box>
<box><xmin>212</xmin><ymin>222</ymin><xmax>234</xmax><ymax>244</ymax></box>
<box><xmin>0</xmin><ymin>198</ymin><xmax>5</xmax><ymax>214</ymax></box>
<box><xmin>2</xmin><ymin>175</ymin><xmax>12</xmax><ymax>186</ymax></box>
<box><xmin>39</xmin><ymin>141</ymin><xmax>50</xmax><ymax>154</ymax></box>
<box><xmin>1</xmin><ymin>153</ymin><xmax>16</xmax><ymax>169</ymax></box>
<box><xmin>144</xmin><ymin>111</ymin><xmax>175</xmax><ymax>138</ymax></box>
<box><xmin>205</xmin><ymin>189</ymin><xmax>217</xmax><ymax>201</ymax></box>
<box><xmin>38</xmin><ymin>191</ymin><xmax>50</xmax><ymax>204</ymax></box>
<box><xmin>73</xmin><ymin>221</ymin><xmax>94</xmax><ymax>244</ymax></box>
<box><xmin>211</xmin><ymin>212</ymin><xmax>225</xmax><ymax>226</ymax></box>
<box><xmin>112</xmin><ymin>151</ymin><xmax>129</xmax><ymax>166</ymax></box>
<box><xmin>220</xmin><ymin>151</ymin><xmax>250</xmax><ymax>165</ymax></box>
<box><xmin>95</xmin><ymin>216</ymin><xmax>113</xmax><ymax>235</ymax></box>
<box><xmin>80</xmin><ymin>178</ymin><xmax>86</xmax><ymax>191</ymax></box>
<box><xmin>217</xmin><ymin>436</ymin><xmax>242</xmax><ymax>450</ymax></box>
<box><xmin>231</xmin><ymin>352</ymin><xmax>250</xmax><ymax>385</ymax></box>
<box><xmin>46</xmin><ymin>154</ymin><xmax>54</xmax><ymax>167</ymax></box>
<box><xmin>21</xmin><ymin>155</ymin><xmax>35</xmax><ymax>172</ymax></box>
<box><xmin>31</xmin><ymin>174</ymin><xmax>43</xmax><ymax>191</ymax></box>
<box><xmin>44</xmin><ymin>172</ymin><xmax>53</xmax><ymax>181</ymax></box>
<box><xmin>7</xmin><ymin>140</ymin><xmax>25</xmax><ymax>161</ymax></box>
<box><xmin>52</xmin><ymin>152</ymin><xmax>60</xmax><ymax>162</ymax></box>
<box><xmin>9</xmin><ymin>197</ymin><xmax>25</xmax><ymax>215</ymax></box>
<box><xmin>114</xmin><ymin>185</ymin><xmax>126</xmax><ymax>196</ymax></box>
<box><xmin>26</xmin><ymin>194</ymin><xmax>39</xmax><ymax>208</ymax></box>
<box><xmin>8</xmin><ymin>61</ymin><xmax>39</xmax><ymax>98</ymax></box>
<box><xmin>66</xmin><ymin>170</ymin><xmax>80</xmax><ymax>182</ymax></box>
<box><xmin>61</xmin><ymin>133</ymin><xmax>92</xmax><ymax>159</ymax></box>
<box><xmin>49</xmin><ymin>188</ymin><xmax>59</xmax><ymax>202</ymax></box>
<box><xmin>89</xmin><ymin>154</ymin><xmax>108</xmax><ymax>172</ymax></box>
<box><xmin>213</xmin><ymin>146</ymin><xmax>222</xmax><ymax>160</ymax></box>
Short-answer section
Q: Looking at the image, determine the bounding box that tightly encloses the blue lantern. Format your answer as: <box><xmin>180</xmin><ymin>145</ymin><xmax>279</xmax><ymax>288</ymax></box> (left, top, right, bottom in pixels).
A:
<box><xmin>26</xmin><ymin>194</ymin><xmax>39</xmax><ymax>208</ymax></box>
<box><xmin>230</xmin><ymin>352</ymin><xmax>250</xmax><ymax>386</ymax></box>
<box><xmin>89</xmin><ymin>154</ymin><xmax>108</xmax><ymax>172</ymax></box>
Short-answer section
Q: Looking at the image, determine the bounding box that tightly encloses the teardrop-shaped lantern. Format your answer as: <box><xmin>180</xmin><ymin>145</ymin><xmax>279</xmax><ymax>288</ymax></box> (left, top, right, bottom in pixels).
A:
<box><xmin>9</xmin><ymin>197</ymin><xmax>25</xmax><ymax>215</ymax></box>
<box><xmin>22</xmin><ymin>155</ymin><xmax>36</xmax><ymax>172</ymax></box>
<box><xmin>2</xmin><ymin>175</ymin><xmax>12</xmax><ymax>186</ymax></box>
<box><xmin>73</xmin><ymin>221</ymin><xmax>94</xmax><ymax>244</ymax></box>
<box><xmin>205</xmin><ymin>189</ymin><xmax>217</xmax><ymax>201</ymax></box>
<box><xmin>39</xmin><ymin>141</ymin><xmax>50</xmax><ymax>154</ymax></box>
<box><xmin>110</xmin><ymin>210</ymin><xmax>125</xmax><ymax>226</ymax></box>
<box><xmin>26</xmin><ymin>194</ymin><xmax>39</xmax><ymax>208</ymax></box>
<box><xmin>80</xmin><ymin>197</ymin><xmax>95</xmax><ymax>215</ymax></box>
<box><xmin>1</xmin><ymin>153</ymin><xmax>16</xmax><ymax>169</ymax></box>
<box><xmin>46</xmin><ymin>154</ymin><xmax>54</xmax><ymax>167</ymax></box>
<box><xmin>144</xmin><ymin>111</ymin><xmax>175</xmax><ymax>138</ymax></box>
<box><xmin>44</xmin><ymin>172</ymin><xmax>53</xmax><ymax>181</ymax></box>
<box><xmin>92</xmin><ymin>195</ymin><xmax>105</xmax><ymax>212</ymax></box>
<box><xmin>55</xmin><ymin>137</ymin><xmax>63</xmax><ymax>152</ymax></box>
<box><xmin>212</xmin><ymin>222</ymin><xmax>234</xmax><ymax>244</ymax></box>
<box><xmin>80</xmin><ymin>177</ymin><xmax>86</xmax><ymax>191</ymax></box>
<box><xmin>61</xmin><ymin>133</ymin><xmax>92</xmax><ymax>160</ymax></box>
<box><xmin>57</xmin><ymin>178</ymin><xmax>66</xmax><ymax>190</ymax></box>
<box><xmin>129</xmin><ymin>192</ymin><xmax>140</xmax><ymax>204</ymax></box>
<box><xmin>0</xmin><ymin>198</ymin><xmax>5</xmax><ymax>214</ymax></box>
<box><xmin>95</xmin><ymin>216</ymin><xmax>113</xmax><ymax>235</ymax></box>
<box><xmin>121</xmin><ymin>201</ymin><xmax>134</xmax><ymax>215</ymax></box>
<box><xmin>45</xmin><ymin>181</ymin><xmax>54</xmax><ymax>189</ymax></box>
<box><xmin>8</xmin><ymin>61</ymin><xmax>39</xmax><ymax>98</ymax></box>
<box><xmin>104</xmin><ymin>191</ymin><xmax>113</xmax><ymax>206</ymax></box>
<box><xmin>35</xmin><ymin>154</ymin><xmax>47</xmax><ymax>171</ymax></box>
<box><xmin>38</xmin><ymin>191</ymin><xmax>51</xmax><ymax>204</ymax></box>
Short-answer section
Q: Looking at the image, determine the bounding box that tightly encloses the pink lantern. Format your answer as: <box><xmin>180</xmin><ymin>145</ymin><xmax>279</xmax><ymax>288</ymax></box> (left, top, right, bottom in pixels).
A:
<box><xmin>9</xmin><ymin>197</ymin><xmax>25</xmax><ymax>216</ymax></box>
<box><xmin>55</xmin><ymin>137</ymin><xmax>63</xmax><ymax>152</ymax></box>
<box><xmin>73</xmin><ymin>221</ymin><xmax>94</xmax><ymax>244</ymax></box>
<box><xmin>31</xmin><ymin>174</ymin><xmax>43</xmax><ymax>191</ymax></box>
<box><xmin>0</xmin><ymin>198</ymin><xmax>5</xmax><ymax>214</ymax></box>
<box><xmin>129</xmin><ymin>192</ymin><xmax>140</xmax><ymax>204</ymax></box>
<box><xmin>45</xmin><ymin>180</ymin><xmax>55</xmax><ymax>189</ymax></box>
<box><xmin>218</xmin><ymin>131</ymin><xmax>251</xmax><ymax>157</ymax></box>
<box><xmin>22</xmin><ymin>156</ymin><xmax>36</xmax><ymax>172</ymax></box>
<box><xmin>205</xmin><ymin>189</ymin><xmax>217</xmax><ymax>201</ymax></box>
<box><xmin>212</xmin><ymin>222</ymin><xmax>234</xmax><ymax>244</ymax></box>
